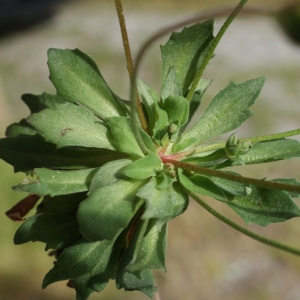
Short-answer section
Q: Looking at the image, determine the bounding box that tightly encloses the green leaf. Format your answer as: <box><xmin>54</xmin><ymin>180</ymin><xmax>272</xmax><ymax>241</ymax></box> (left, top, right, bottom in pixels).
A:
<box><xmin>48</xmin><ymin>48</ymin><xmax>126</xmax><ymax>119</ymax></box>
<box><xmin>116</xmin><ymin>220</ymin><xmax>165</xmax><ymax>298</ymax></box>
<box><xmin>152</xmin><ymin>101</ymin><xmax>169</xmax><ymax>142</ymax></box>
<box><xmin>239</xmin><ymin>139</ymin><xmax>300</xmax><ymax>165</ymax></box>
<box><xmin>163</xmin><ymin>94</ymin><xmax>189</xmax><ymax>127</ymax></box>
<box><xmin>117</xmin><ymin>268</ymin><xmax>156</xmax><ymax>298</ymax></box>
<box><xmin>137</xmin><ymin>177</ymin><xmax>188</xmax><ymax>229</ymax></box>
<box><xmin>39</xmin><ymin>193</ymin><xmax>87</xmax><ymax>214</ymax></box>
<box><xmin>0</xmin><ymin>134</ymin><xmax>126</xmax><ymax>173</ymax></box>
<box><xmin>120</xmin><ymin>153</ymin><xmax>162</xmax><ymax>180</ymax></box>
<box><xmin>89</xmin><ymin>158</ymin><xmax>132</xmax><ymax>193</ymax></box>
<box><xmin>178</xmin><ymin>168</ymin><xmax>227</xmax><ymax>200</ymax></box>
<box><xmin>21</xmin><ymin>93</ymin><xmax>67</xmax><ymax>113</ymax></box>
<box><xmin>175</xmin><ymin>77</ymin><xmax>265</xmax><ymax>151</ymax></box>
<box><xmin>226</xmin><ymin>186</ymin><xmax>300</xmax><ymax>226</ymax></box>
<box><xmin>185</xmin><ymin>79</ymin><xmax>211</xmax><ymax>128</ymax></box>
<box><xmin>42</xmin><ymin>238</ymin><xmax>115</xmax><ymax>288</ymax></box>
<box><xmin>6</xmin><ymin>119</ymin><xmax>37</xmax><ymax>137</ymax></box>
<box><xmin>160</xmin><ymin>67</ymin><xmax>181</xmax><ymax>100</ymax></box>
<box><xmin>106</xmin><ymin>117</ymin><xmax>144</xmax><ymax>157</ymax></box>
<box><xmin>28</xmin><ymin>102</ymin><xmax>114</xmax><ymax>149</ymax></box>
<box><xmin>14</xmin><ymin>208</ymin><xmax>80</xmax><ymax>250</ymax></box>
<box><xmin>271</xmin><ymin>178</ymin><xmax>300</xmax><ymax>198</ymax></box>
<box><xmin>161</xmin><ymin>20</ymin><xmax>214</xmax><ymax>95</ymax></box>
<box><xmin>77</xmin><ymin>179</ymin><xmax>144</xmax><ymax>241</ymax></box>
<box><xmin>13</xmin><ymin>168</ymin><xmax>96</xmax><ymax>197</ymax></box>
<box><xmin>126</xmin><ymin>219</ymin><xmax>167</xmax><ymax>273</ymax></box>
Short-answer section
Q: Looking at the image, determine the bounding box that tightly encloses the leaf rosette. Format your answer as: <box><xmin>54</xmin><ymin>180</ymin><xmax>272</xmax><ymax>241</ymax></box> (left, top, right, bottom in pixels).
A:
<box><xmin>1</xmin><ymin>3</ymin><xmax>300</xmax><ymax>300</ymax></box>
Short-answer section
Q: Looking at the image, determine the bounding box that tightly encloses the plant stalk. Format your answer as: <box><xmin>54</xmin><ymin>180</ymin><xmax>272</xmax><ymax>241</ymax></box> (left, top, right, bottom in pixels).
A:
<box><xmin>115</xmin><ymin>0</ymin><xmax>149</xmax><ymax>134</ymax></box>
<box><xmin>186</xmin><ymin>0</ymin><xmax>249</xmax><ymax>102</ymax></box>
<box><xmin>188</xmin><ymin>190</ymin><xmax>300</xmax><ymax>256</ymax></box>
<box><xmin>163</xmin><ymin>158</ymin><xmax>300</xmax><ymax>194</ymax></box>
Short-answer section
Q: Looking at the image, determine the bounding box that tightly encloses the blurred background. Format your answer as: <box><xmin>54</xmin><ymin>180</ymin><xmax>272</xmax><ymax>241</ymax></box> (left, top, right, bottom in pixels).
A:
<box><xmin>0</xmin><ymin>0</ymin><xmax>300</xmax><ymax>299</ymax></box>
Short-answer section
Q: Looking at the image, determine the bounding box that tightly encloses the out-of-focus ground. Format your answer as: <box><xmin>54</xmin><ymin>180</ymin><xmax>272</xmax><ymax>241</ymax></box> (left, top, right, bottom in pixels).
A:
<box><xmin>0</xmin><ymin>0</ymin><xmax>300</xmax><ymax>299</ymax></box>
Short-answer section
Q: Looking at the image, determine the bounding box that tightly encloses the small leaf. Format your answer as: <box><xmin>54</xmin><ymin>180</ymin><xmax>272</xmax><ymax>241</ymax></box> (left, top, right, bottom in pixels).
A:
<box><xmin>117</xmin><ymin>269</ymin><xmax>156</xmax><ymax>298</ymax></box>
<box><xmin>5</xmin><ymin>194</ymin><xmax>40</xmax><ymax>221</ymax></box>
<box><xmin>137</xmin><ymin>177</ymin><xmax>188</xmax><ymax>229</ymax></box>
<box><xmin>106</xmin><ymin>117</ymin><xmax>144</xmax><ymax>157</ymax></box>
<box><xmin>6</xmin><ymin>119</ymin><xmax>37</xmax><ymax>137</ymax></box>
<box><xmin>13</xmin><ymin>168</ymin><xmax>96</xmax><ymax>197</ymax></box>
<box><xmin>14</xmin><ymin>208</ymin><xmax>80</xmax><ymax>250</ymax></box>
<box><xmin>137</xmin><ymin>79</ymin><xmax>157</xmax><ymax>132</ymax></box>
<box><xmin>161</xmin><ymin>20</ymin><xmax>214</xmax><ymax>95</ymax></box>
<box><xmin>120</xmin><ymin>153</ymin><xmax>162</xmax><ymax>180</ymax></box>
<box><xmin>78</xmin><ymin>179</ymin><xmax>144</xmax><ymax>241</ymax></box>
<box><xmin>48</xmin><ymin>48</ymin><xmax>126</xmax><ymax>119</ymax></box>
<box><xmin>163</xmin><ymin>94</ymin><xmax>189</xmax><ymax>127</ymax></box>
<box><xmin>175</xmin><ymin>77</ymin><xmax>265</xmax><ymax>151</ymax></box>
<box><xmin>226</xmin><ymin>186</ymin><xmax>300</xmax><ymax>226</ymax></box>
<box><xmin>28</xmin><ymin>102</ymin><xmax>114</xmax><ymax>149</ymax></box>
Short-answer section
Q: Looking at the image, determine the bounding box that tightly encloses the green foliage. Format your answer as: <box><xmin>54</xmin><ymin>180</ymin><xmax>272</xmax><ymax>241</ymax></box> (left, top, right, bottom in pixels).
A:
<box><xmin>1</xmin><ymin>1</ymin><xmax>300</xmax><ymax>299</ymax></box>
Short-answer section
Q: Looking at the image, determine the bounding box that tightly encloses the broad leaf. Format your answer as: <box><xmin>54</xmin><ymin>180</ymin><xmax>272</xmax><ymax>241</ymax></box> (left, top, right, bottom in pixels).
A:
<box><xmin>77</xmin><ymin>179</ymin><xmax>144</xmax><ymax>241</ymax></box>
<box><xmin>226</xmin><ymin>186</ymin><xmax>300</xmax><ymax>226</ymax></box>
<box><xmin>161</xmin><ymin>20</ymin><xmax>214</xmax><ymax>95</ymax></box>
<box><xmin>0</xmin><ymin>134</ymin><xmax>125</xmax><ymax>173</ymax></box>
<box><xmin>184</xmin><ymin>79</ymin><xmax>211</xmax><ymax>130</ymax></box>
<box><xmin>48</xmin><ymin>48</ymin><xmax>126</xmax><ymax>119</ymax></box>
<box><xmin>28</xmin><ymin>102</ymin><xmax>114</xmax><ymax>149</ymax></box>
<box><xmin>21</xmin><ymin>93</ymin><xmax>66</xmax><ymax>113</ymax></box>
<box><xmin>116</xmin><ymin>220</ymin><xmax>164</xmax><ymax>298</ymax></box>
<box><xmin>13</xmin><ymin>168</ymin><xmax>96</xmax><ymax>197</ymax></box>
<box><xmin>239</xmin><ymin>139</ymin><xmax>300</xmax><ymax>164</ymax></box>
<box><xmin>126</xmin><ymin>219</ymin><xmax>167</xmax><ymax>273</ymax></box>
<box><xmin>175</xmin><ymin>78</ymin><xmax>265</xmax><ymax>151</ymax></box>
<box><xmin>163</xmin><ymin>94</ymin><xmax>189</xmax><ymax>127</ymax></box>
<box><xmin>137</xmin><ymin>177</ymin><xmax>188</xmax><ymax>229</ymax></box>
<box><xmin>89</xmin><ymin>158</ymin><xmax>132</xmax><ymax>193</ymax></box>
<box><xmin>160</xmin><ymin>67</ymin><xmax>181</xmax><ymax>100</ymax></box>
<box><xmin>43</xmin><ymin>238</ymin><xmax>116</xmax><ymax>288</ymax></box>
<box><xmin>106</xmin><ymin>117</ymin><xmax>144</xmax><ymax>157</ymax></box>
<box><xmin>178</xmin><ymin>168</ymin><xmax>227</xmax><ymax>200</ymax></box>
<box><xmin>120</xmin><ymin>153</ymin><xmax>162</xmax><ymax>180</ymax></box>
<box><xmin>14</xmin><ymin>209</ymin><xmax>80</xmax><ymax>250</ymax></box>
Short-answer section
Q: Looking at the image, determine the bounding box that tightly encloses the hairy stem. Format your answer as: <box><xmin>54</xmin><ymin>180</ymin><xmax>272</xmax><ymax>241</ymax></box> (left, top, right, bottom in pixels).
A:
<box><xmin>188</xmin><ymin>190</ymin><xmax>300</xmax><ymax>256</ymax></box>
<box><xmin>115</xmin><ymin>0</ymin><xmax>149</xmax><ymax>135</ymax></box>
<box><xmin>186</xmin><ymin>0</ymin><xmax>249</xmax><ymax>102</ymax></box>
<box><xmin>163</xmin><ymin>158</ymin><xmax>300</xmax><ymax>194</ymax></box>
<box><xmin>168</xmin><ymin>128</ymin><xmax>300</xmax><ymax>160</ymax></box>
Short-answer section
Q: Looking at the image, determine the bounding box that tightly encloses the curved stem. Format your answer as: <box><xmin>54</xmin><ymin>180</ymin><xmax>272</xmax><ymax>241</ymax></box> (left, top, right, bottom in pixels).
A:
<box><xmin>164</xmin><ymin>158</ymin><xmax>300</xmax><ymax>194</ymax></box>
<box><xmin>115</xmin><ymin>0</ymin><xmax>149</xmax><ymax>135</ymax></box>
<box><xmin>242</xmin><ymin>128</ymin><xmax>300</xmax><ymax>144</ymax></box>
<box><xmin>130</xmin><ymin>5</ymin><xmax>272</xmax><ymax>156</ymax></box>
<box><xmin>170</xmin><ymin>128</ymin><xmax>300</xmax><ymax>160</ymax></box>
<box><xmin>186</xmin><ymin>0</ymin><xmax>249</xmax><ymax>102</ymax></box>
<box><xmin>188</xmin><ymin>190</ymin><xmax>300</xmax><ymax>256</ymax></box>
